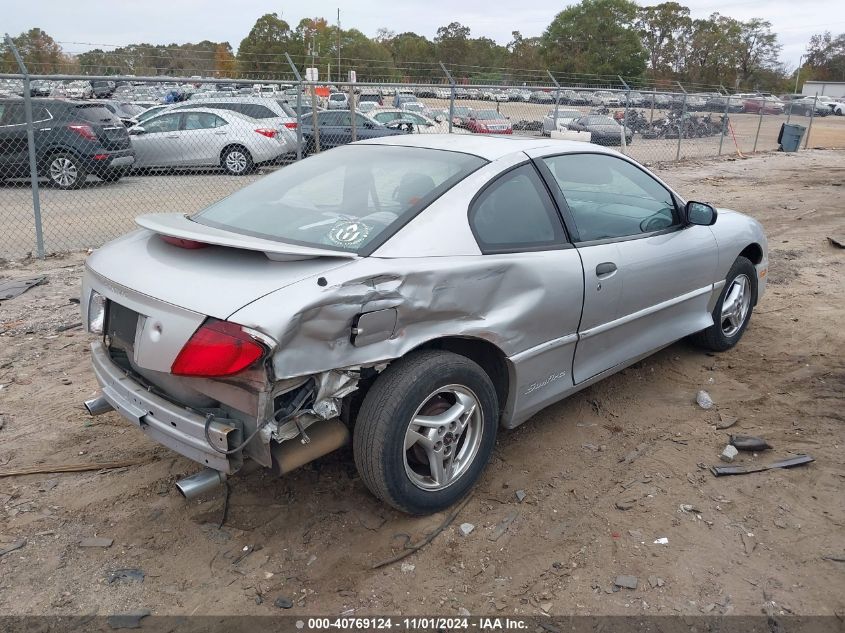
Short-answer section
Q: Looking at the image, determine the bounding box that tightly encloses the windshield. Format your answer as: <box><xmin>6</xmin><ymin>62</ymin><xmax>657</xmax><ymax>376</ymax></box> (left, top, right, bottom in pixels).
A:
<box><xmin>549</xmin><ymin>110</ymin><xmax>580</xmax><ymax>118</ymax></box>
<box><xmin>583</xmin><ymin>116</ymin><xmax>618</xmax><ymax>125</ymax></box>
<box><xmin>193</xmin><ymin>145</ymin><xmax>486</xmax><ymax>253</ymax></box>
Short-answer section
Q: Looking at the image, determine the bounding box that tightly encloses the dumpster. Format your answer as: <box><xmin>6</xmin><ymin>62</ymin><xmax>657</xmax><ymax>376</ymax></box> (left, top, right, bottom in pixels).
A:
<box><xmin>778</xmin><ymin>123</ymin><xmax>806</xmax><ymax>152</ymax></box>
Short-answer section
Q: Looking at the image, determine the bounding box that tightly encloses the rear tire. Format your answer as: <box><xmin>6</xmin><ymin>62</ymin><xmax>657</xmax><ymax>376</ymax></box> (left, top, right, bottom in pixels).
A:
<box><xmin>353</xmin><ymin>350</ymin><xmax>498</xmax><ymax>515</ymax></box>
<box><xmin>221</xmin><ymin>145</ymin><xmax>253</xmax><ymax>175</ymax></box>
<box><xmin>46</xmin><ymin>153</ymin><xmax>86</xmax><ymax>189</ymax></box>
<box><xmin>691</xmin><ymin>256</ymin><xmax>757</xmax><ymax>352</ymax></box>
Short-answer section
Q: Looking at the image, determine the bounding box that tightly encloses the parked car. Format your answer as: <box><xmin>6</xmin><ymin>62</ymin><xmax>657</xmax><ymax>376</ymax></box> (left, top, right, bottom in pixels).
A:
<box><xmin>326</xmin><ymin>92</ymin><xmax>349</xmax><ymax>110</ymax></box>
<box><xmin>367</xmin><ymin>109</ymin><xmax>466</xmax><ymax>135</ymax></box>
<box><xmin>559</xmin><ymin>89</ymin><xmax>589</xmax><ymax>106</ymax></box>
<box><xmin>356</xmin><ymin>101</ymin><xmax>379</xmax><ymax>114</ymax></box>
<box><xmin>299</xmin><ymin>109</ymin><xmax>408</xmax><ymax>154</ymax></box>
<box><xmin>0</xmin><ymin>97</ymin><xmax>134</xmax><ymax>188</ymax></box>
<box><xmin>815</xmin><ymin>95</ymin><xmax>845</xmax><ymax>115</ymax></box>
<box><xmin>483</xmin><ymin>90</ymin><xmax>509</xmax><ymax>102</ymax></box>
<box><xmin>401</xmin><ymin>102</ymin><xmax>427</xmax><ymax>114</ymax></box>
<box><xmin>644</xmin><ymin>92</ymin><xmax>672</xmax><ymax>108</ymax></box>
<box><xmin>529</xmin><ymin>91</ymin><xmax>555</xmax><ymax>104</ymax></box>
<box><xmin>393</xmin><ymin>93</ymin><xmax>419</xmax><ymax>109</ymax></box>
<box><xmin>684</xmin><ymin>95</ymin><xmax>708</xmax><ymax>111</ymax></box>
<box><xmin>592</xmin><ymin>91</ymin><xmax>622</xmax><ymax>107</ymax></box>
<box><xmin>567</xmin><ymin>115</ymin><xmax>632</xmax><ymax>145</ymax></box>
<box><xmin>741</xmin><ymin>95</ymin><xmax>784</xmax><ymax>114</ymax></box>
<box><xmin>166</xmin><ymin>96</ymin><xmax>298</xmax><ymax>133</ymax></box>
<box><xmin>81</xmin><ymin>134</ymin><xmax>768</xmax><ymax>514</ymax></box>
<box><xmin>542</xmin><ymin>109</ymin><xmax>583</xmax><ymax>136</ymax></box>
<box><xmin>28</xmin><ymin>80</ymin><xmax>55</xmax><ymax>97</ymax></box>
<box><xmin>129</xmin><ymin>108</ymin><xmax>295</xmax><ymax>174</ymax></box>
<box><xmin>358</xmin><ymin>91</ymin><xmax>384</xmax><ymax>107</ymax></box>
<box><xmin>780</xmin><ymin>95</ymin><xmax>830</xmax><ymax>117</ymax></box>
<box><xmin>451</xmin><ymin>106</ymin><xmax>473</xmax><ymax>126</ymax></box>
<box><xmin>99</xmin><ymin>100</ymin><xmax>147</xmax><ymax>127</ymax></box>
<box><xmin>704</xmin><ymin>95</ymin><xmax>745</xmax><ymax>113</ymax></box>
<box><xmin>464</xmin><ymin>109</ymin><xmax>513</xmax><ymax>134</ymax></box>
<box><xmin>54</xmin><ymin>80</ymin><xmax>94</xmax><ymax>99</ymax></box>
<box><xmin>90</xmin><ymin>80</ymin><xmax>116</xmax><ymax>99</ymax></box>
<box><xmin>622</xmin><ymin>91</ymin><xmax>645</xmax><ymax>107</ymax></box>
<box><xmin>131</xmin><ymin>104</ymin><xmax>171</xmax><ymax>126</ymax></box>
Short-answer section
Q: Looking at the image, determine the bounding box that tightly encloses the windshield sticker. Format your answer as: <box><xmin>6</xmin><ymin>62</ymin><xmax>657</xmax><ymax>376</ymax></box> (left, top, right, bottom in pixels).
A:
<box><xmin>326</xmin><ymin>220</ymin><xmax>371</xmax><ymax>248</ymax></box>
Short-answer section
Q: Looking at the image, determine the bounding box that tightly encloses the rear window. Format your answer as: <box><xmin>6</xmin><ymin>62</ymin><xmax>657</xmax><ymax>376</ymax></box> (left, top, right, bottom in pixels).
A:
<box><xmin>193</xmin><ymin>144</ymin><xmax>486</xmax><ymax>253</ymax></box>
<box><xmin>72</xmin><ymin>105</ymin><xmax>119</xmax><ymax>123</ymax></box>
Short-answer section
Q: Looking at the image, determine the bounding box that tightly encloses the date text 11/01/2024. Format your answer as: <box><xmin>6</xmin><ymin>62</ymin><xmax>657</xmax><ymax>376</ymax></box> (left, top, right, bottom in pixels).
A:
<box><xmin>301</xmin><ymin>617</ymin><xmax>529</xmax><ymax>630</ymax></box>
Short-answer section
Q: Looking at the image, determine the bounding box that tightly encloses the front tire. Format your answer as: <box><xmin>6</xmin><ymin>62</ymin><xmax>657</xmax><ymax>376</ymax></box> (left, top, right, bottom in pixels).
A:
<box><xmin>353</xmin><ymin>350</ymin><xmax>498</xmax><ymax>515</ymax></box>
<box><xmin>221</xmin><ymin>146</ymin><xmax>253</xmax><ymax>175</ymax></box>
<box><xmin>691</xmin><ymin>256</ymin><xmax>757</xmax><ymax>352</ymax></box>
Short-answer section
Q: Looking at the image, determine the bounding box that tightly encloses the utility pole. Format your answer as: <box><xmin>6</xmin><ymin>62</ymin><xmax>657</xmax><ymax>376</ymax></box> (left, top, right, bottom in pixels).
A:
<box><xmin>337</xmin><ymin>8</ymin><xmax>342</xmax><ymax>84</ymax></box>
<box><xmin>794</xmin><ymin>54</ymin><xmax>804</xmax><ymax>95</ymax></box>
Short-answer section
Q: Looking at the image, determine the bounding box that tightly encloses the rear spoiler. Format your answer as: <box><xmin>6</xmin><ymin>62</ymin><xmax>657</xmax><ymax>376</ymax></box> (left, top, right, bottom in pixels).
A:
<box><xmin>135</xmin><ymin>213</ymin><xmax>358</xmax><ymax>261</ymax></box>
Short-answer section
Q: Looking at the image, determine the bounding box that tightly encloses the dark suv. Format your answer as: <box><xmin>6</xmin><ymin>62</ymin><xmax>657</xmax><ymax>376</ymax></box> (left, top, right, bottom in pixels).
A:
<box><xmin>0</xmin><ymin>98</ymin><xmax>135</xmax><ymax>188</ymax></box>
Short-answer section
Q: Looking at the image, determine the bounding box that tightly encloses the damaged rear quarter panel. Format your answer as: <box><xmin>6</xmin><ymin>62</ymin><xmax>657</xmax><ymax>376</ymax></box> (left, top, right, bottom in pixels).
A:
<box><xmin>229</xmin><ymin>251</ymin><xmax>585</xmax><ymax>425</ymax></box>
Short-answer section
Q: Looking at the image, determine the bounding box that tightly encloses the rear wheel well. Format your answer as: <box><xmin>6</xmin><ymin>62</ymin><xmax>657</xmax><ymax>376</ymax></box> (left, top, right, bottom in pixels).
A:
<box><xmin>344</xmin><ymin>337</ymin><xmax>511</xmax><ymax>428</ymax></box>
<box><xmin>739</xmin><ymin>243</ymin><xmax>763</xmax><ymax>265</ymax></box>
<box><xmin>415</xmin><ymin>337</ymin><xmax>510</xmax><ymax>418</ymax></box>
<box><xmin>220</xmin><ymin>143</ymin><xmax>250</xmax><ymax>160</ymax></box>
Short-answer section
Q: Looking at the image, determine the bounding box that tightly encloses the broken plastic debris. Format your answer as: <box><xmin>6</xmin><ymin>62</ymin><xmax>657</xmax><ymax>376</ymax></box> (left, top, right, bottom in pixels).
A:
<box><xmin>696</xmin><ymin>390</ymin><xmax>714</xmax><ymax>409</ymax></box>
<box><xmin>729</xmin><ymin>435</ymin><xmax>772</xmax><ymax>452</ymax></box>
<box><xmin>710</xmin><ymin>454</ymin><xmax>814</xmax><ymax>477</ymax></box>
<box><xmin>653</xmin><ymin>537</ymin><xmax>669</xmax><ymax>545</ymax></box>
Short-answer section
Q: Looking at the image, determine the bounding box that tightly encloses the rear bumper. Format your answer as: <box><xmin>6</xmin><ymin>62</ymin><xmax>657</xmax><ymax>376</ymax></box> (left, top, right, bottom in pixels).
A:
<box><xmin>90</xmin><ymin>340</ymin><xmax>238</xmax><ymax>473</ymax></box>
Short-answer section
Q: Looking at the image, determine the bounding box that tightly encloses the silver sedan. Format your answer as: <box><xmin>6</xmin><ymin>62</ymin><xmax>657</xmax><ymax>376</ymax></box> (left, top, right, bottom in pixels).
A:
<box><xmin>129</xmin><ymin>107</ymin><xmax>296</xmax><ymax>174</ymax></box>
<box><xmin>81</xmin><ymin>135</ymin><xmax>768</xmax><ymax>514</ymax></box>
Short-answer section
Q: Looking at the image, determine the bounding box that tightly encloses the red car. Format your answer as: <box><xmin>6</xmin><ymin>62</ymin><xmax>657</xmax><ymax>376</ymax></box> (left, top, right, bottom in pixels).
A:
<box><xmin>742</xmin><ymin>95</ymin><xmax>785</xmax><ymax>115</ymax></box>
<box><xmin>464</xmin><ymin>109</ymin><xmax>513</xmax><ymax>134</ymax></box>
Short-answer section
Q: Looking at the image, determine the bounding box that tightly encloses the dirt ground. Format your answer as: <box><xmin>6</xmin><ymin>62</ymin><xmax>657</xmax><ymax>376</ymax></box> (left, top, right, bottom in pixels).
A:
<box><xmin>0</xmin><ymin>149</ymin><xmax>843</xmax><ymax>620</ymax></box>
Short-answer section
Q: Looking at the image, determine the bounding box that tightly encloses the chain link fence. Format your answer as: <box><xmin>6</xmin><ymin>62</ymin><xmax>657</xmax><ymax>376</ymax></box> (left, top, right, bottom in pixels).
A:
<box><xmin>0</xmin><ymin>60</ymin><xmax>830</xmax><ymax>258</ymax></box>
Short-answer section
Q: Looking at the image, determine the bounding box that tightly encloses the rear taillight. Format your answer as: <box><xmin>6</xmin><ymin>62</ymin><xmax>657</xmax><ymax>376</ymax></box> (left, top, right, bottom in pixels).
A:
<box><xmin>160</xmin><ymin>235</ymin><xmax>208</xmax><ymax>249</ymax></box>
<box><xmin>283</xmin><ymin>122</ymin><xmax>297</xmax><ymax>129</ymax></box>
<box><xmin>68</xmin><ymin>124</ymin><xmax>97</xmax><ymax>140</ymax></box>
<box><xmin>171</xmin><ymin>319</ymin><xmax>266</xmax><ymax>377</ymax></box>
<box><xmin>255</xmin><ymin>128</ymin><xmax>277</xmax><ymax>138</ymax></box>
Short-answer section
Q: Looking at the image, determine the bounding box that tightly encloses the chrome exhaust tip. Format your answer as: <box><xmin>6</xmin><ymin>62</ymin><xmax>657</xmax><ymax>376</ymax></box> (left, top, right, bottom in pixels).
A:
<box><xmin>175</xmin><ymin>468</ymin><xmax>226</xmax><ymax>500</ymax></box>
<box><xmin>84</xmin><ymin>394</ymin><xmax>114</xmax><ymax>416</ymax></box>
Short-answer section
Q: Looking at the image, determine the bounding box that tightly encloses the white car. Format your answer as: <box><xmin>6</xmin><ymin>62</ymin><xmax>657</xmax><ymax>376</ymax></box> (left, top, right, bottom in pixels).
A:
<box><xmin>542</xmin><ymin>109</ymin><xmax>584</xmax><ymax>135</ymax></box>
<box><xmin>367</xmin><ymin>109</ymin><xmax>468</xmax><ymax>134</ymax></box>
<box><xmin>401</xmin><ymin>102</ymin><xmax>427</xmax><ymax>114</ymax></box>
<box><xmin>816</xmin><ymin>96</ymin><xmax>845</xmax><ymax>115</ymax></box>
<box><xmin>129</xmin><ymin>108</ymin><xmax>296</xmax><ymax>174</ymax></box>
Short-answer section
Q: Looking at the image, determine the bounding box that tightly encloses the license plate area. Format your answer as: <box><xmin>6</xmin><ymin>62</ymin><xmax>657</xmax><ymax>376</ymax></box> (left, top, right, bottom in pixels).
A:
<box><xmin>106</xmin><ymin>301</ymin><xmax>140</xmax><ymax>357</ymax></box>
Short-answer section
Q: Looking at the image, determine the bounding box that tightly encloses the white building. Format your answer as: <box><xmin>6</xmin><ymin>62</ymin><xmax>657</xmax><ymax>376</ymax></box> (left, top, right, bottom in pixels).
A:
<box><xmin>801</xmin><ymin>80</ymin><xmax>845</xmax><ymax>98</ymax></box>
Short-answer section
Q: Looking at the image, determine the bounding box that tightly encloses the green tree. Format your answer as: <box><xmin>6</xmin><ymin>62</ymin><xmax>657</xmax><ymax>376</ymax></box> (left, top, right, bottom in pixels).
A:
<box><xmin>435</xmin><ymin>22</ymin><xmax>472</xmax><ymax>67</ymax></box>
<box><xmin>735</xmin><ymin>18</ymin><xmax>781</xmax><ymax>86</ymax></box>
<box><xmin>804</xmin><ymin>31</ymin><xmax>845</xmax><ymax>81</ymax></box>
<box><xmin>237</xmin><ymin>13</ymin><xmax>295</xmax><ymax>77</ymax></box>
<box><xmin>542</xmin><ymin>0</ymin><xmax>647</xmax><ymax>78</ymax></box>
<box><xmin>1</xmin><ymin>28</ymin><xmax>68</xmax><ymax>73</ymax></box>
<box><xmin>636</xmin><ymin>2</ymin><xmax>691</xmax><ymax>78</ymax></box>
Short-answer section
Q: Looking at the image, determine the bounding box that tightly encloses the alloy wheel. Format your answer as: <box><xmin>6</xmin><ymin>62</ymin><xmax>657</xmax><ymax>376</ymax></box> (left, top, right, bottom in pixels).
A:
<box><xmin>225</xmin><ymin>150</ymin><xmax>248</xmax><ymax>174</ymax></box>
<box><xmin>403</xmin><ymin>385</ymin><xmax>483</xmax><ymax>491</ymax></box>
<box><xmin>49</xmin><ymin>157</ymin><xmax>78</xmax><ymax>187</ymax></box>
<box><xmin>721</xmin><ymin>274</ymin><xmax>752</xmax><ymax>337</ymax></box>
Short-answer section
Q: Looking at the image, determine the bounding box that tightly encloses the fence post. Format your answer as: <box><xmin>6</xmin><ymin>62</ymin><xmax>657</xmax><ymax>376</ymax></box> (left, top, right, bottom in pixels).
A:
<box><xmin>718</xmin><ymin>95</ymin><xmax>731</xmax><ymax>156</ymax></box>
<box><xmin>804</xmin><ymin>94</ymin><xmax>818</xmax><ymax>149</ymax></box>
<box><xmin>349</xmin><ymin>80</ymin><xmax>357</xmax><ymax>143</ymax></box>
<box><xmin>618</xmin><ymin>75</ymin><xmax>630</xmax><ymax>155</ymax></box>
<box><xmin>439</xmin><ymin>62</ymin><xmax>456</xmax><ymax>134</ymax></box>
<box><xmin>5</xmin><ymin>33</ymin><xmax>45</xmax><ymax>258</ymax></box>
<box><xmin>548</xmin><ymin>70</ymin><xmax>561</xmax><ymax>132</ymax></box>
<box><xmin>676</xmin><ymin>85</ymin><xmax>687</xmax><ymax>162</ymax></box>
<box><xmin>752</xmin><ymin>106</ymin><xmax>763</xmax><ymax>153</ymax></box>
<box><xmin>284</xmin><ymin>53</ymin><xmax>304</xmax><ymax>161</ymax></box>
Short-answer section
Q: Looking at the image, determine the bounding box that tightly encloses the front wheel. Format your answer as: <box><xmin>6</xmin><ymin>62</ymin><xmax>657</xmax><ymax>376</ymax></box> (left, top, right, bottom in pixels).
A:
<box><xmin>353</xmin><ymin>350</ymin><xmax>498</xmax><ymax>515</ymax></box>
<box><xmin>691</xmin><ymin>256</ymin><xmax>757</xmax><ymax>352</ymax></box>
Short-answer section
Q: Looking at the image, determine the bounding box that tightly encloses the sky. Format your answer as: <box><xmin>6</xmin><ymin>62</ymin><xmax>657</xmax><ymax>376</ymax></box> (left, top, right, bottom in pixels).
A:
<box><xmin>5</xmin><ymin>0</ymin><xmax>842</xmax><ymax>69</ymax></box>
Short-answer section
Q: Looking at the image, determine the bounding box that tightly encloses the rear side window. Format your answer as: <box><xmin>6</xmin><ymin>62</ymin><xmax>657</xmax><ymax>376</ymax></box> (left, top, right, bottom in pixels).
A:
<box><xmin>1</xmin><ymin>103</ymin><xmax>25</xmax><ymax>125</ymax></box>
<box><xmin>184</xmin><ymin>112</ymin><xmax>226</xmax><ymax>130</ymax></box>
<box><xmin>73</xmin><ymin>105</ymin><xmax>119</xmax><ymax>124</ymax></box>
<box><xmin>469</xmin><ymin>164</ymin><xmax>565</xmax><ymax>253</ymax></box>
<box><xmin>238</xmin><ymin>104</ymin><xmax>275</xmax><ymax>119</ymax></box>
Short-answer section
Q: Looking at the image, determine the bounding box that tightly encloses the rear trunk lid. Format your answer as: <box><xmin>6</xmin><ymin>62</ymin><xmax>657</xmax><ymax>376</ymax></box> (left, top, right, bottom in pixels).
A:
<box><xmin>85</xmin><ymin>224</ymin><xmax>355</xmax><ymax>321</ymax></box>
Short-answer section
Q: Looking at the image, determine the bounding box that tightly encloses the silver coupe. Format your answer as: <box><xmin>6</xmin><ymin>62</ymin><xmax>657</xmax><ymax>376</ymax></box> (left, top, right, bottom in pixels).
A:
<box><xmin>81</xmin><ymin>135</ymin><xmax>768</xmax><ymax>514</ymax></box>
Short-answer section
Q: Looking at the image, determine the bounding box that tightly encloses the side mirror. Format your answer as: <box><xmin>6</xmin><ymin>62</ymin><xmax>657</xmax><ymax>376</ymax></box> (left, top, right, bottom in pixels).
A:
<box><xmin>435</xmin><ymin>115</ymin><xmax>445</xmax><ymax>123</ymax></box>
<box><xmin>686</xmin><ymin>201</ymin><xmax>717</xmax><ymax>226</ymax></box>
<box><xmin>129</xmin><ymin>126</ymin><xmax>146</xmax><ymax>135</ymax></box>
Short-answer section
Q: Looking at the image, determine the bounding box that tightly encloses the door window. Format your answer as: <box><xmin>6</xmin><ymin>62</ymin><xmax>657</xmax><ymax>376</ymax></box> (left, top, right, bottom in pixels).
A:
<box><xmin>143</xmin><ymin>114</ymin><xmax>182</xmax><ymax>133</ymax></box>
<box><xmin>183</xmin><ymin>112</ymin><xmax>226</xmax><ymax>130</ymax></box>
<box><xmin>542</xmin><ymin>154</ymin><xmax>678</xmax><ymax>242</ymax></box>
<box><xmin>0</xmin><ymin>103</ymin><xmax>25</xmax><ymax>126</ymax></box>
<box><xmin>469</xmin><ymin>164</ymin><xmax>565</xmax><ymax>252</ymax></box>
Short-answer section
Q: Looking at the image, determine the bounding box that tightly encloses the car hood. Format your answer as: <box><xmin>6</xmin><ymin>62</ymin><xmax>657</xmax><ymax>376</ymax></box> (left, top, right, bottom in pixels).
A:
<box><xmin>86</xmin><ymin>227</ymin><xmax>355</xmax><ymax>320</ymax></box>
<box><xmin>587</xmin><ymin>125</ymin><xmax>625</xmax><ymax>134</ymax></box>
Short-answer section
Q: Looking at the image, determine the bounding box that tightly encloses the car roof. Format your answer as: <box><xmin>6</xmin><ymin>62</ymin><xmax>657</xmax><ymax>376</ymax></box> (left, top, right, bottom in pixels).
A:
<box><xmin>355</xmin><ymin>134</ymin><xmax>618</xmax><ymax>161</ymax></box>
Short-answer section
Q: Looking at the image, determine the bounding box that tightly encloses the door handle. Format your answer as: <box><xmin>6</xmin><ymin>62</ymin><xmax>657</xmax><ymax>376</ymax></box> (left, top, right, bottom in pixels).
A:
<box><xmin>165</xmin><ymin>134</ymin><xmax>180</xmax><ymax>138</ymax></box>
<box><xmin>596</xmin><ymin>262</ymin><xmax>617</xmax><ymax>277</ymax></box>
<box><xmin>213</xmin><ymin>130</ymin><xmax>227</xmax><ymax>135</ymax></box>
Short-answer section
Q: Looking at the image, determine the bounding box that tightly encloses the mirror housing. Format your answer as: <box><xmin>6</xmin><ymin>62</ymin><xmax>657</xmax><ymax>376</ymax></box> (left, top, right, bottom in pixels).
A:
<box><xmin>686</xmin><ymin>201</ymin><xmax>717</xmax><ymax>226</ymax></box>
<box><xmin>128</xmin><ymin>126</ymin><xmax>146</xmax><ymax>135</ymax></box>
<box><xmin>434</xmin><ymin>115</ymin><xmax>445</xmax><ymax>123</ymax></box>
